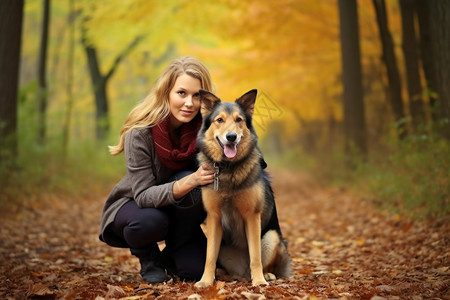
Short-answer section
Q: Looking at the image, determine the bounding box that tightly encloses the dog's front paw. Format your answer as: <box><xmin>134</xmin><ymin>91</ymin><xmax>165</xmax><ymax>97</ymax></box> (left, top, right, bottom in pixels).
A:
<box><xmin>252</xmin><ymin>278</ymin><xmax>268</xmax><ymax>286</ymax></box>
<box><xmin>194</xmin><ymin>280</ymin><xmax>214</xmax><ymax>289</ymax></box>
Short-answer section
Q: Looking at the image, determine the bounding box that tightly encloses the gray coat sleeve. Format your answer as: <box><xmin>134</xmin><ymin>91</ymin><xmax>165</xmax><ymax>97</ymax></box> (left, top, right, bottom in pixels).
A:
<box><xmin>125</xmin><ymin>128</ymin><xmax>176</xmax><ymax>208</ymax></box>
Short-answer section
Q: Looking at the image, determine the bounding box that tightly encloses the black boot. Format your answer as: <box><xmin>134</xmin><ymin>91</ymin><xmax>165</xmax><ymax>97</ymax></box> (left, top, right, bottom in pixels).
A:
<box><xmin>130</xmin><ymin>243</ymin><xmax>169</xmax><ymax>283</ymax></box>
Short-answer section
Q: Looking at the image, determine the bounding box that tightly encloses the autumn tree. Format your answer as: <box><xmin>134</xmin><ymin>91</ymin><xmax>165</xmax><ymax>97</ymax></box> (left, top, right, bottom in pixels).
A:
<box><xmin>0</xmin><ymin>0</ymin><xmax>24</xmax><ymax>162</ymax></box>
<box><xmin>62</xmin><ymin>0</ymin><xmax>76</xmax><ymax>154</ymax></box>
<box><xmin>415</xmin><ymin>0</ymin><xmax>437</xmax><ymax>122</ymax></box>
<box><xmin>81</xmin><ymin>23</ymin><xmax>142</xmax><ymax>140</ymax></box>
<box><xmin>399</xmin><ymin>0</ymin><xmax>424</xmax><ymax>131</ymax></box>
<box><xmin>428</xmin><ymin>1</ymin><xmax>450</xmax><ymax>139</ymax></box>
<box><xmin>36</xmin><ymin>0</ymin><xmax>51</xmax><ymax>145</ymax></box>
<box><xmin>77</xmin><ymin>0</ymin><xmax>200</xmax><ymax>141</ymax></box>
<box><xmin>373</xmin><ymin>0</ymin><xmax>406</xmax><ymax>139</ymax></box>
<box><xmin>338</xmin><ymin>0</ymin><xmax>367</xmax><ymax>157</ymax></box>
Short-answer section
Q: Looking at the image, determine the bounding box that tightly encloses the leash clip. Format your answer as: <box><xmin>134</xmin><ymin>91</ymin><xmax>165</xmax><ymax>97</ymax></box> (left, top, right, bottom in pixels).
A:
<box><xmin>213</xmin><ymin>163</ymin><xmax>220</xmax><ymax>191</ymax></box>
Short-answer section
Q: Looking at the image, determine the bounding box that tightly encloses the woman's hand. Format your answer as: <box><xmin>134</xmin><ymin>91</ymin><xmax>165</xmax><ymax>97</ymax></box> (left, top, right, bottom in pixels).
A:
<box><xmin>172</xmin><ymin>164</ymin><xmax>215</xmax><ymax>199</ymax></box>
<box><xmin>192</xmin><ymin>164</ymin><xmax>216</xmax><ymax>186</ymax></box>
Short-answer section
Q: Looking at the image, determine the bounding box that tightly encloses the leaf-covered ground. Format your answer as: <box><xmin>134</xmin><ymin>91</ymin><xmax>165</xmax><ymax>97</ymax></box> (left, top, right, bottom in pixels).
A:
<box><xmin>1</xmin><ymin>170</ymin><xmax>448</xmax><ymax>299</ymax></box>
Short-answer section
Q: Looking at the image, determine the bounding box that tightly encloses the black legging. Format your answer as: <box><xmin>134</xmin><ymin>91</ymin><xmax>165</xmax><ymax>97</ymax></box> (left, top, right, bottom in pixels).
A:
<box><xmin>110</xmin><ymin>170</ymin><xmax>207</xmax><ymax>281</ymax></box>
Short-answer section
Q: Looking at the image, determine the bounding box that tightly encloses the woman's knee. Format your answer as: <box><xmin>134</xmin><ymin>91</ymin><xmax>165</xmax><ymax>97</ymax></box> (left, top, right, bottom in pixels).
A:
<box><xmin>124</xmin><ymin>208</ymin><xmax>169</xmax><ymax>248</ymax></box>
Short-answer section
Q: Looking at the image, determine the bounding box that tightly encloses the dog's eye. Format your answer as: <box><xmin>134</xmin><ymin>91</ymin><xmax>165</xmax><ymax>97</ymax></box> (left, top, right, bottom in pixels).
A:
<box><xmin>216</xmin><ymin>118</ymin><xmax>224</xmax><ymax>123</ymax></box>
<box><xmin>236</xmin><ymin>117</ymin><xmax>243</xmax><ymax>123</ymax></box>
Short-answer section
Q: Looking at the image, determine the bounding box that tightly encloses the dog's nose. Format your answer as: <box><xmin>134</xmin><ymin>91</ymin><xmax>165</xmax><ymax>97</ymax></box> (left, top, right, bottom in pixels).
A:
<box><xmin>226</xmin><ymin>132</ymin><xmax>237</xmax><ymax>142</ymax></box>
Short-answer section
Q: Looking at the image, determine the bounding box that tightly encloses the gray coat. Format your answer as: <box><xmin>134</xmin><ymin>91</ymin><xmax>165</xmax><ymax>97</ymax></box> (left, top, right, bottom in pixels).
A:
<box><xmin>99</xmin><ymin>127</ymin><xmax>178</xmax><ymax>247</ymax></box>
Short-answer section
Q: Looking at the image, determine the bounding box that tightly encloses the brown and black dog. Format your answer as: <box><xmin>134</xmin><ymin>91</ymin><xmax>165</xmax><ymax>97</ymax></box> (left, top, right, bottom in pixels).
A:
<box><xmin>194</xmin><ymin>89</ymin><xmax>291</xmax><ymax>288</ymax></box>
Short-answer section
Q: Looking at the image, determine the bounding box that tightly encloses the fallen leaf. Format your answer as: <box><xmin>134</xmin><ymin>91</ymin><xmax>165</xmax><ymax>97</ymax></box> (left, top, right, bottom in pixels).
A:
<box><xmin>242</xmin><ymin>291</ymin><xmax>266</xmax><ymax>300</ymax></box>
<box><xmin>105</xmin><ymin>284</ymin><xmax>126</xmax><ymax>299</ymax></box>
<box><xmin>104</xmin><ymin>256</ymin><xmax>113</xmax><ymax>262</ymax></box>
<box><xmin>295</xmin><ymin>237</ymin><xmax>306</xmax><ymax>244</ymax></box>
<box><xmin>27</xmin><ymin>283</ymin><xmax>57</xmax><ymax>299</ymax></box>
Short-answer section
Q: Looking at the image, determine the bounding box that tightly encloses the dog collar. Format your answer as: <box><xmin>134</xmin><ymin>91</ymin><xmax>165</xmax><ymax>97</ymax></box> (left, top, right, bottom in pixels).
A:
<box><xmin>212</xmin><ymin>161</ymin><xmax>232</xmax><ymax>171</ymax></box>
<box><xmin>212</xmin><ymin>161</ymin><xmax>234</xmax><ymax>191</ymax></box>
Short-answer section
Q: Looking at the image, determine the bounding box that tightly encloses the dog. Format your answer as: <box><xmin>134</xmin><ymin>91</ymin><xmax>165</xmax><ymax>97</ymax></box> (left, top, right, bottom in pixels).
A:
<box><xmin>194</xmin><ymin>89</ymin><xmax>291</xmax><ymax>288</ymax></box>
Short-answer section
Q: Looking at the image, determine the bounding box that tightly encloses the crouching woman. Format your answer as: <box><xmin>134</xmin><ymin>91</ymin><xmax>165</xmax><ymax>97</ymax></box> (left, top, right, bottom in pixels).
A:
<box><xmin>99</xmin><ymin>56</ymin><xmax>215</xmax><ymax>283</ymax></box>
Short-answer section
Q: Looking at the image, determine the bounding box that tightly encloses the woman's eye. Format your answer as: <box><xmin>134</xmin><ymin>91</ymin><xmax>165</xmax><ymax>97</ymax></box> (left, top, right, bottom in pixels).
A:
<box><xmin>177</xmin><ymin>91</ymin><xmax>185</xmax><ymax>95</ymax></box>
<box><xmin>193</xmin><ymin>93</ymin><xmax>200</xmax><ymax>98</ymax></box>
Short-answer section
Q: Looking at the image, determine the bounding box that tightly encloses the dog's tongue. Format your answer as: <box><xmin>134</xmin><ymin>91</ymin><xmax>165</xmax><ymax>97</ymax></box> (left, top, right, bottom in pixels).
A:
<box><xmin>224</xmin><ymin>144</ymin><xmax>237</xmax><ymax>158</ymax></box>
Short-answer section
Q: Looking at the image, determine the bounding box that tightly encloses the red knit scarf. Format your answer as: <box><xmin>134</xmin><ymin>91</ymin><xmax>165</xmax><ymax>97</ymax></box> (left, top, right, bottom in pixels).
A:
<box><xmin>152</xmin><ymin>114</ymin><xmax>202</xmax><ymax>170</ymax></box>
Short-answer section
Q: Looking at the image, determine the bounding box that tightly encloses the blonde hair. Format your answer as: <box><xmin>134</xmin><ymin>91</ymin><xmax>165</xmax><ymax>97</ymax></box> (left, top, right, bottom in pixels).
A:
<box><xmin>109</xmin><ymin>56</ymin><xmax>214</xmax><ymax>155</ymax></box>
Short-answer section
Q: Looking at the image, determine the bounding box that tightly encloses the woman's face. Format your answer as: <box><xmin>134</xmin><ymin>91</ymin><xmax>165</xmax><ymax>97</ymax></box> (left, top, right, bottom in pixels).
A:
<box><xmin>168</xmin><ymin>73</ymin><xmax>202</xmax><ymax>129</ymax></box>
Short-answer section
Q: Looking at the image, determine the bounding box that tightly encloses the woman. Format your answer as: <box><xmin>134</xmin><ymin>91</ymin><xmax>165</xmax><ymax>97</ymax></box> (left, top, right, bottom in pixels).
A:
<box><xmin>99</xmin><ymin>56</ymin><xmax>216</xmax><ymax>283</ymax></box>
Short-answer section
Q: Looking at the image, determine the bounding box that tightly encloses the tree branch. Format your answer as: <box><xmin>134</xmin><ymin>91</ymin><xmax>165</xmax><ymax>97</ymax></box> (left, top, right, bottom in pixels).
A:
<box><xmin>104</xmin><ymin>35</ymin><xmax>144</xmax><ymax>81</ymax></box>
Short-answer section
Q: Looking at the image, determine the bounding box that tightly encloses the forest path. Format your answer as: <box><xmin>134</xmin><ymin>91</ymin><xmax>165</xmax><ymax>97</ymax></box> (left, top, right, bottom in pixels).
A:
<box><xmin>1</xmin><ymin>169</ymin><xmax>448</xmax><ymax>299</ymax></box>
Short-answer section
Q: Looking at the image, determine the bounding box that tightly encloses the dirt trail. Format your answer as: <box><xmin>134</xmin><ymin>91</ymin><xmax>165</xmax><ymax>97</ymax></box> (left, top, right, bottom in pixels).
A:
<box><xmin>0</xmin><ymin>169</ymin><xmax>448</xmax><ymax>299</ymax></box>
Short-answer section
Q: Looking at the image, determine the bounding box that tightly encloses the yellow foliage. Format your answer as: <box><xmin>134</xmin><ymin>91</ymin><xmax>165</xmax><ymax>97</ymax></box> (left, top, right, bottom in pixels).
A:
<box><xmin>20</xmin><ymin>0</ymin><xmax>401</xmax><ymax>146</ymax></box>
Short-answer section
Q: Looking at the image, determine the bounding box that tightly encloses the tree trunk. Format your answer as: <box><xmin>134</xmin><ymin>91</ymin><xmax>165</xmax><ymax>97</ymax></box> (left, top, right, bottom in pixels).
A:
<box><xmin>429</xmin><ymin>1</ymin><xmax>450</xmax><ymax>139</ymax></box>
<box><xmin>373</xmin><ymin>0</ymin><xmax>406</xmax><ymax>139</ymax></box>
<box><xmin>0</xmin><ymin>0</ymin><xmax>24</xmax><ymax>163</ymax></box>
<box><xmin>62</xmin><ymin>0</ymin><xmax>76</xmax><ymax>154</ymax></box>
<box><xmin>81</xmin><ymin>19</ymin><xmax>142</xmax><ymax>140</ymax></box>
<box><xmin>82</xmin><ymin>43</ymin><xmax>110</xmax><ymax>140</ymax></box>
<box><xmin>415</xmin><ymin>0</ymin><xmax>438</xmax><ymax>122</ymax></box>
<box><xmin>36</xmin><ymin>0</ymin><xmax>51</xmax><ymax>145</ymax></box>
<box><xmin>399</xmin><ymin>0</ymin><xmax>424</xmax><ymax>132</ymax></box>
<box><xmin>338</xmin><ymin>0</ymin><xmax>367</xmax><ymax>158</ymax></box>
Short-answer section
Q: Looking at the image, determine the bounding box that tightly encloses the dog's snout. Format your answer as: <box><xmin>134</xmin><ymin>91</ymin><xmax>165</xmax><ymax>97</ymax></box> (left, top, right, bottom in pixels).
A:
<box><xmin>226</xmin><ymin>132</ymin><xmax>237</xmax><ymax>142</ymax></box>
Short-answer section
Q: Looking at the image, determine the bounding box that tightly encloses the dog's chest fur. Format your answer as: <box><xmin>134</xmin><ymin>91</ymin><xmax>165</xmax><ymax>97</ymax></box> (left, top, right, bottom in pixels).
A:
<box><xmin>220</xmin><ymin>199</ymin><xmax>248</xmax><ymax>249</ymax></box>
<box><xmin>215</xmin><ymin>168</ymin><xmax>263</xmax><ymax>249</ymax></box>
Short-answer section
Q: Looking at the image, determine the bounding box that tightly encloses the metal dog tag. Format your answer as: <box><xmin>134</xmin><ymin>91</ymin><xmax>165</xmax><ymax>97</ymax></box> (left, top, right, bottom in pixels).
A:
<box><xmin>213</xmin><ymin>163</ymin><xmax>220</xmax><ymax>191</ymax></box>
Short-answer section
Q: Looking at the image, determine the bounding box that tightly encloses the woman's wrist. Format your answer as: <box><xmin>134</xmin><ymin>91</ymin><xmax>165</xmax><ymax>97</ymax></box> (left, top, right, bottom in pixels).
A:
<box><xmin>173</xmin><ymin>175</ymin><xmax>196</xmax><ymax>200</ymax></box>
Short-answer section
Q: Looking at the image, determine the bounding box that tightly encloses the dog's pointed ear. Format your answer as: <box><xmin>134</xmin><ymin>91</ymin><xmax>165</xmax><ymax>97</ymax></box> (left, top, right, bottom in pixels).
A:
<box><xmin>199</xmin><ymin>89</ymin><xmax>221</xmax><ymax>117</ymax></box>
<box><xmin>236</xmin><ymin>89</ymin><xmax>257</xmax><ymax>116</ymax></box>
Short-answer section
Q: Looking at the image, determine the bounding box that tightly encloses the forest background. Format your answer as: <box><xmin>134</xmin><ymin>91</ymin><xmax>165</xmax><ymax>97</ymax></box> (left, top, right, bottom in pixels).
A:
<box><xmin>0</xmin><ymin>0</ymin><xmax>449</xmax><ymax>220</ymax></box>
